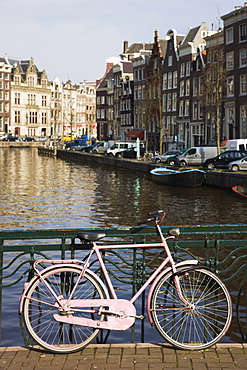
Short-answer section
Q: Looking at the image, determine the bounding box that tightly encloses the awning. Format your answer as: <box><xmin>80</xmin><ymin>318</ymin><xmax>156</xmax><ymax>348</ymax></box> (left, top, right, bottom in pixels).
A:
<box><xmin>126</xmin><ymin>129</ymin><xmax>144</xmax><ymax>139</ymax></box>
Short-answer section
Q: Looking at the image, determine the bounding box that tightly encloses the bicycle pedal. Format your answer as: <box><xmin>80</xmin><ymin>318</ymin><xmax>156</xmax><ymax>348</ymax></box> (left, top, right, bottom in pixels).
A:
<box><xmin>135</xmin><ymin>315</ymin><xmax>145</xmax><ymax>320</ymax></box>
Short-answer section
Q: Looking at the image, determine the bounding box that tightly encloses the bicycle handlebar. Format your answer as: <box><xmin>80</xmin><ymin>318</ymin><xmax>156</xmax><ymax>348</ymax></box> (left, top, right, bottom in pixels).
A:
<box><xmin>137</xmin><ymin>210</ymin><xmax>166</xmax><ymax>225</ymax></box>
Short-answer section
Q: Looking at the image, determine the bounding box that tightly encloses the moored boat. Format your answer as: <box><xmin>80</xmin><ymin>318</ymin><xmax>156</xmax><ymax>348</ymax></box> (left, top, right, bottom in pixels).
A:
<box><xmin>150</xmin><ymin>167</ymin><xmax>206</xmax><ymax>187</ymax></box>
<box><xmin>232</xmin><ymin>186</ymin><xmax>247</xmax><ymax>199</ymax></box>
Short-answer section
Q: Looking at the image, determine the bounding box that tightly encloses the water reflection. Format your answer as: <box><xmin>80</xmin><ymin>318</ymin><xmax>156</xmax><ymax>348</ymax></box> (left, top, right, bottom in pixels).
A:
<box><xmin>0</xmin><ymin>148</ymin><xmax>245</xmax><ymax>231</ymax></box>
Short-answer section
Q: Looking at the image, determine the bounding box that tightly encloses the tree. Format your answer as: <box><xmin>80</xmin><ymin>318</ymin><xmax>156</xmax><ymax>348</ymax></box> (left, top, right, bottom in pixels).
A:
<box><xmin>199</xmin><ymin>31</ymin><xmax>227</xmax><ymax>154</ymax></box>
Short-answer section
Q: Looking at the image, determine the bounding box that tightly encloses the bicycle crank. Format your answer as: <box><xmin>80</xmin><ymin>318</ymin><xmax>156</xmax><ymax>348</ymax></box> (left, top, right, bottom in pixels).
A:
<box><xmin>53</xmin><ymin>298</ymin><xmax>137</xmax><ymax>330</ymax></box>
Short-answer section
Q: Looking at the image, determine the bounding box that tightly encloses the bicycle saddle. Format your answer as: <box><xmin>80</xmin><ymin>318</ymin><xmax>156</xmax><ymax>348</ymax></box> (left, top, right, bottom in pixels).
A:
<box><xmin>77</xmin><ymin>232</ymin><xmax>106</xmax><ymax>242</ymax></box>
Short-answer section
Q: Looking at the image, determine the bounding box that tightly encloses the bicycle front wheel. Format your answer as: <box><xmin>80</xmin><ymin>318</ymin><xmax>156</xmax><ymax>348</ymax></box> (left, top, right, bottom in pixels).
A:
<box><xmin>151</xmin><ymin>267</ymin><xmax>232</xmax><ymax>350</ymax></box>
<box><xmin>22</xmin><ymin>266</ymin><xmax>106</xmax><ymax>353</ymax></box>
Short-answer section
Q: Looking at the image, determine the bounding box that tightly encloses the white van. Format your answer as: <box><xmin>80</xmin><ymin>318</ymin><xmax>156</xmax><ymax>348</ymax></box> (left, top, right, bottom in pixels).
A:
<box><xmin>225</xmin><ymin>139</ymin><xmax>247</xmax><ymax>151</ymax></box>
<box><xmin>107</xmin><ymin>142</ymin><xmax>136</xmax><ymax>156</ymax></box>
<box><xmin>93</xmin><ymin>141</ymin><xmax>115</xmax><ymax>154</ymax></box>
<box><xmin>178</xmin><ymin>146</ymin><xmax>218</xmax><ymax>166</ymax></box>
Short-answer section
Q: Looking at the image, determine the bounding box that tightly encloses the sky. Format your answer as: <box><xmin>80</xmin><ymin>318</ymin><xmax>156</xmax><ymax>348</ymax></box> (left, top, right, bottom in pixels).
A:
<box><xmin>1</xmin><ymin>0</ymin><xmax>237</xmax><ymax>84</ymax></box>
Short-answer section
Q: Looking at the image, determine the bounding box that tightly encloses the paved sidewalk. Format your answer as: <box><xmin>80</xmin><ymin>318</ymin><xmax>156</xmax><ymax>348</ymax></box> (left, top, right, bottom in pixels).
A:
<box><xmin>0</xmin><ymin>343</ymin><xmax>246</xmax><ymax>370</ymax></box>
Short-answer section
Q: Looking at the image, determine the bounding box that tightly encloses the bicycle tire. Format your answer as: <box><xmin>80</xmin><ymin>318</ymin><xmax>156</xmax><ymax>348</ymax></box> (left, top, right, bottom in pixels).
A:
<box><xmin>150</xmin><ymin>267</ymin><xmax>232</xmax><ymax>350</ymax></box>
<box><xmin>22</xmin><ymin>265</ymin><xmax>105</xmax><ymax>353</ymax></box>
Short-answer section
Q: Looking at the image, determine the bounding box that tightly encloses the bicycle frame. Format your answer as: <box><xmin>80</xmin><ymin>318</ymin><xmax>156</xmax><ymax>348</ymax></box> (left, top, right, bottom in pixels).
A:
<box><xmin>20</xmin><ymin>220</ymin><xmax>198</xmax><ymax>330</ymax></box>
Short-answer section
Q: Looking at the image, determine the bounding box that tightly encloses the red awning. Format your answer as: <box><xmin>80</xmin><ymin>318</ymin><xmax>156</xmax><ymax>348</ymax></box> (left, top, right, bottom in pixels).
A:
<box><xmin>126</xmin><ymin>130</ymin><xmax>144</xmax><ymax>139</ymax></box>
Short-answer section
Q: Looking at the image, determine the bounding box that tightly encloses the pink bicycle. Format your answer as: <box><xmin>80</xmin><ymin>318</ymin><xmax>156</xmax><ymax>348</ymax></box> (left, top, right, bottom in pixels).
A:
<box><xmin>20</xmin><ymin>210</ymin><xmax>232</xmax><ymax>353</ymax></box>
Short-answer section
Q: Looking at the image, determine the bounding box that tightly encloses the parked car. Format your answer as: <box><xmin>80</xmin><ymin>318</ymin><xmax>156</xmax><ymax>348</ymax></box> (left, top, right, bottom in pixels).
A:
<box><xmin>35</xmin><ymin>137</ymin><xmax>48</xmax><ymax>142</ymax></box>
<box><xmin>23</xmin><ymin>136</ymin><xmax>34</xmax><ymax>141</ymax></box>
<box><xmin>65</xmin><ymin>139</ymin><xmax>88</xmax><ymax>151</ymax></box>
<box><xmin>203</xmin><ymin>150</ymin><xmax>247</xmax><ymax>169</ymax></box>
<box><xmin>0</xmin><ymin>135</ymin><xmax>8</xmax><ymax>141</ymax></box>
<box><xmin>115</xmin><ymin>147</ymin><xmax>146</xmax><ymax>159</ymax></box>
<box><xmin>166</xmin><ymin>149</ymin><xmax>189</xmax><ymax>166</ymax></box>
<box><xmin>152</xmin><ymin>150</ymin><xmax>180</xmax><ymax>164</ymax></box>
<box><xmin>228</xmin><ymin>156</ymin><xmax>247</xmax><ymax>171</ymax></box>
<box><xmin>6</xmin><ymin>135</ymin><xmax>18</xmax><ymax>141</ymax></box>
<box><xmin>81</xmin><ymin>142</ymin><xmax>102</xmax><ymax>153</ymax></box>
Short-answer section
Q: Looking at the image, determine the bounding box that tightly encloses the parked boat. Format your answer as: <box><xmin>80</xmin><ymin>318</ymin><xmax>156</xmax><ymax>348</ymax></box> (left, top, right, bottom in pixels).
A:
<box><xmin>232</xmin><ymin>186</ymin><xmax>247</xmax><ymax>199</ymax></box>
<box><xmin>150</xmin><ymin>167</ymin><xmax>206</xmax><ymax>187</ymax></box>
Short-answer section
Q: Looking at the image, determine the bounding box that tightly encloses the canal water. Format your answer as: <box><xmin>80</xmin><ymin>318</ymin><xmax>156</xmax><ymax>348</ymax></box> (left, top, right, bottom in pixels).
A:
<box><xmin>0</xmin><ymin>148</ymin><xmax>246</xmax><ymax>347</ymax></box>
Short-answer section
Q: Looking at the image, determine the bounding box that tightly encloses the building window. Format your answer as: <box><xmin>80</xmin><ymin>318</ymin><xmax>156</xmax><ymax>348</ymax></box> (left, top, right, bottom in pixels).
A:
<box><xmin>239</xmin><ymin>24</ymin><xmax>247</xmax><ymax>42</ymax></box>
<box><xmin>42</xmin><ymin>112</ymin><xmax>47</xmax><ymax>124</ymax></box>
<box><xmin>168</xmin><ymin>56</ymin><xmax>172</xmax><ymax>66</ymax></box>
<box><xmin>193</xmin><ymin>102</ymin><xmax>198</xmax><ymax>120</ymax></box>
<box><xmin>168</xmin><ymin>72</ymin><xmax>172</xmax><ymax>89</ymax></box>
<box><xmin>14</xmin><ymin>76</ymin><xmax>20</xmax><ymax>85</ymax></box>
<box><xmin>15</xmin><ymin>93</ymin><xmax>20</xmax><ymax>104</ymax></box>
<box><xmin>226</xmin><ymin>51</ymin><xmax>234</xmax><ymax>70</ymax></box>
<box><xmin>185</xmin><ymin>100</ymin><xmax>189</xmax><ymax>116</ymax></box>
<box><xmin>28</xmin><ymin>94</ymin><xmax>36</xmax><ymax>105</ymax></box>
<box><xmin>185</xmin><ymin>79</ymin><xmax>190</xmax><ymax>96</ymax></box>
<box><xmin>198</xmin><ymin>102</ymin><xmax>203</xmax><ymax>119</ymax></box>
<box><xmin>42</xmin><ymin>95</ymin><xmax>47</xmax><ymax>106</ymax></box>
<box><xmin>172</xmin><ymin>93</ymin><xmax>177</xmax><ymax>111</ymax></box>
<box><xmin>207</xmin><ymin>51</ymin><xmax>212</xmax><ymax>63</ymax></box>
<box><xmin>134</xmin><ymin>86</ymin><xmax>138</xmax><ymax>100</ymax></box>
<box><xmin>179</xmin><ymin>101</ymin><xmax>184</xmax><ymax>116</ymax></box>
<box><xmin>142</xmin><ymin>68</ymin><xmax>145</xmax><ymax>80</ymax></box>
<box><xmin>227</xmin><ymin>76</ymin><xmax>234</xmax><ymax>97</ymax></box>
<box><xmin>27</xmin><ymin>77</ymin><xmax>35</xmax><ymax>87</ymax></box>
<box><xmin>198</xmin><ymin>77</ymin><xmax>203</xmax><ymax>95</ymax></box>
<box><xmin>29</xmin><ymin>111</ymin><xmax>38</xmax><ymax>124</ymax></box>
<box><xmin>240</xmin><ymin>105</ymin><xmax>247</xmax><ymax>137</ymax></box>
<box><xmin>167</xmin><ymin>93</ymin><xmax>172</xmax><ymax>111</ymax></box>
<box><xmin>180</xmin><ymin>80</ymin><xmax>184</xmax><ymax>96</ymax></box>
<box><xmin>15</xmin><ymin>111</ymin><xmax>20</xmax><ymax>123</ymax></box>
<box><xmin>173</xmin><ymin>71</ymin><xmax>177</xmax><ymax>88</ymax></box>
<box><xmin>240</xmin><ymin>74</ymin><xmax>247</xmax><ymax>95</ymax></box>
<box><xmin>193</xmin><ymin>78</ymin><xmax>198</xmax><ymax>96</ymax></box>
<box><xmin>163</xmin><ymin>74</ymin><xmax>167</xmax><ymax>90</ymax></box>
<box><xmin>240</xmin><ymin>48</ymin><xmax>247</xmax><ymax>67</ymax></box>
<box><xmin>226</xmin><ymin>27</ymin><xmax>233</xmax><ymax>44</ymax></box>
<box><xmin>138</xmin><ymin>85</ymin><xmax>142</xmax><ymax>100</ymax></box>
<box><xmin>142</xmin><ymin>85</ymin><xmax>145</xmax><ymax>99</ymax></box>
<box><xmin>180</xmin><ymin>63</ymin><xmax>185</xmax><ymax>77</ymax></box>
<box><xmin>186</xmin><ymin>62</ymin><xmax>191</xmax><ymax>76</ymax></box>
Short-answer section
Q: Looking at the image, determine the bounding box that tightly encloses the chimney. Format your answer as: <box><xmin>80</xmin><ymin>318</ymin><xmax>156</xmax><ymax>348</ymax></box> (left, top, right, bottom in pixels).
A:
<box><xmin>123</xmin><ymin>41</ymin><xmax>128</xmax><ymax>53</ymax></box>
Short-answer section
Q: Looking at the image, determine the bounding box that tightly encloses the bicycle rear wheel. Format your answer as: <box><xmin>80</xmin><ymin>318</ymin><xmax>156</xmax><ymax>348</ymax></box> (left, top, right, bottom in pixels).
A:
<box><xmin>22</xmin><ymin>266</ymin><xmax>105</xmax><ymax>353</ymax></box>
<box><xmin>151</xmin><ymin>267</ymin><xmax>232</xmax><ymax>350</ymax></box>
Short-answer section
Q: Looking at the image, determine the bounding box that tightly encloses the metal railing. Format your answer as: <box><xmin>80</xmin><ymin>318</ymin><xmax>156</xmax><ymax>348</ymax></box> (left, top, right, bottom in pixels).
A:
<box><xmin>0</xmin><ymin>224</ymin><xmax>247</xmax><ymax>344</ymax></box>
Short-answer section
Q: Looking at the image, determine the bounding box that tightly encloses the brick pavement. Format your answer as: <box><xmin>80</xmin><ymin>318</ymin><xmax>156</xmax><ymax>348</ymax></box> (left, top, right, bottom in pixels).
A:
<box><xmin>0</xmin><ymin>343</ymin><xmax>246</xmax><ymax>370</ymax></box>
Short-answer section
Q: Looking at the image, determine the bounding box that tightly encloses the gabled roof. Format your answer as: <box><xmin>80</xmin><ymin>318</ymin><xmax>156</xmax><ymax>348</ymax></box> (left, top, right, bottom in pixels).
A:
<box><xmin>97</xmin><ymin>67</ymin><xmax>114</xmax><ymax>89</ymax></box>
<box><xmin>181</xmin><ymin>26</ymin><xmax>200</xmax><ymax>45</ymax></box>
<box><xmin>159</xmin><ymin>39</ymin><xmax>168</xmax><ymax>57</ymax></box>
<box><xmin>5</xmin><ymin>57</ymin><xmax>41</xmax><ymax>79</ymax></box>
